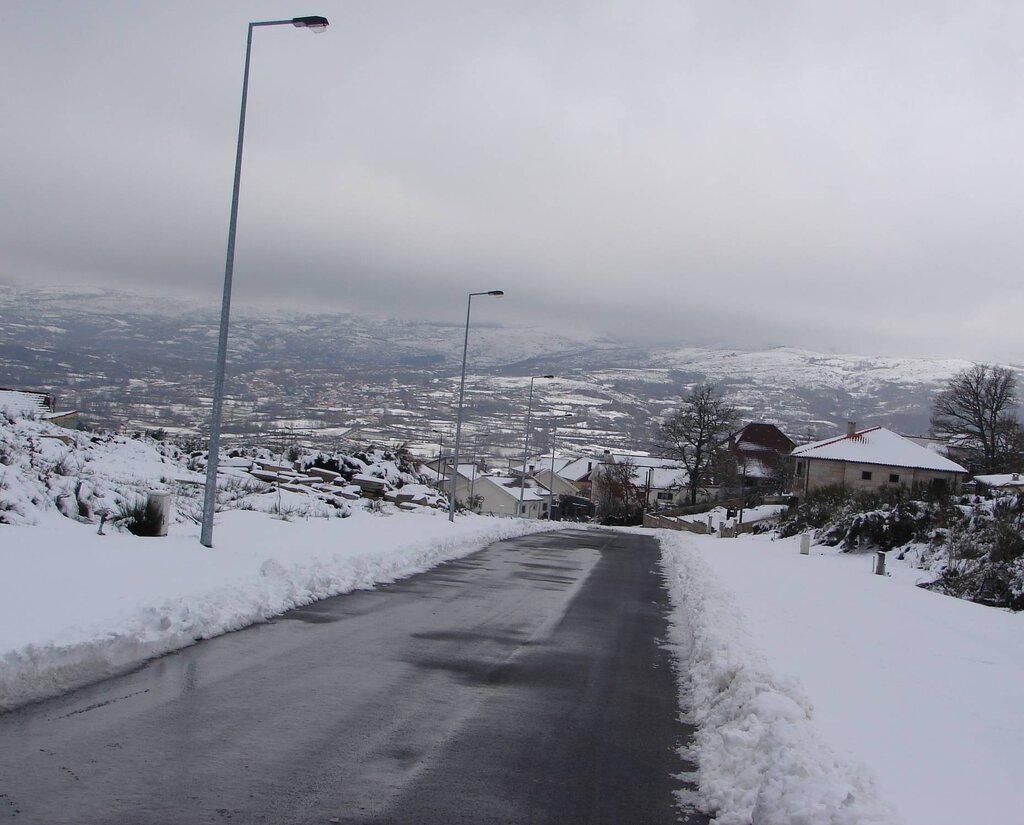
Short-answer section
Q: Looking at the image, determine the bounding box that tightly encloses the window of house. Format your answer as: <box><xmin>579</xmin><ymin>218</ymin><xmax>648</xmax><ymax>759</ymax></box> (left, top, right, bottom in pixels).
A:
<box><xmin>889</xmin><ymin>473</ymin><xmax>900</xmax><ymax>484</ymax></box>
<box><xmin>795</xmin><ymin>461</ymin><xmax>804</xmax><ymax>478</ymax></box>
<box><xmin>861</xmin><ymin>470</ymin><xmax>873</xmax><ymax>481</ymax></box>
<box><xmin>657</xmin><ymin>491</ymin><xmax>673</xmax><ymax>500</ymax></box>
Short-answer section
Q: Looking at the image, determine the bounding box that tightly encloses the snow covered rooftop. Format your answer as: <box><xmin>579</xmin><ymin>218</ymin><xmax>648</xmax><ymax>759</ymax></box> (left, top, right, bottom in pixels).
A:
<box><xmin>639</xmin><ymin>466</ymin><xmax>688</xmax><ymax>488</ymax></box>
<box><xmin>792</xmin><ymin>427</ymin><xmax>967</xmax><ymax>474</ymax></box>
<box><xmin>558</xmin><ymin>456</ymin><xmax>599</xmax><ymax>481</ymax></box>
<box><xmin>0</xmin><ymin>389</ymin><xmax>49</xmax><ymax>418</ymax></box>
<box><xmin>974</xmin><ymin>473</ymin><xmax>1024</xmax><ymax>488</ymax></box>
<box><xmin>488</xmin><ymin>474</ymin><xmax>551</xmax><ymax>501</ymax></box>
<box><xmin>534</xmin><ymin>457</ymin><xmax>574</xmax><ymax>476</ymax></box>
<box><xmin>607</xmin><ymin>453</ymin><xmax>681</xmax><ymax>469</ymax></box>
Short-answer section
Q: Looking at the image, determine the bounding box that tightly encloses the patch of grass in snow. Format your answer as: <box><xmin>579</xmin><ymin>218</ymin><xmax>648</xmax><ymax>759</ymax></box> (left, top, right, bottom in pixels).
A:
<box><xmin>113</xmin><ymin>496</ymin><xmax>166</xmax><ymax>537</ymax></box>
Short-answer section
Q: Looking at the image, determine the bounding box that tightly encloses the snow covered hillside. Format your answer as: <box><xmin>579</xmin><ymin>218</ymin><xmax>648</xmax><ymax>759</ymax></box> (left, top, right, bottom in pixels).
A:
<box><xmin>2</xmin><ymin>284</ymin><xmax>1013</xmax><ymax>454</ymax></box>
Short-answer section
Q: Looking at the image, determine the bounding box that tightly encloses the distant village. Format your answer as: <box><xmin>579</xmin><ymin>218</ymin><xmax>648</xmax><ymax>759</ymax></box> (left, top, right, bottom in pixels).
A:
<box><xmin>5</xmin><ymin>362</ymin><xmax>1019</xmax><ymax>531</ymax></box>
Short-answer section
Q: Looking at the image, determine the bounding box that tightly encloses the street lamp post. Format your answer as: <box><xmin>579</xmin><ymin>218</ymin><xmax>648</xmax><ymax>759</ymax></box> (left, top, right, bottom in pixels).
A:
<box><xmin>518</xmin><ymin>375</ymin><xmax>554</xmax><ymax>516</ymax></box>
<box><xmin>449</xmin><ymin>290</ymin><xmax>503</xmax><ymax>522</ymax></box>
<box><xmin>432</xmin><ymin>428</ymin><xmax>445</xmax><ymax>491</ymax></box>
<box><xmin>547</xmin><ymin>413</ymin><xmax>574</xmax><ymax>520</ymax></box>
<box><xmin>200</xmin><ymin>16</ymin><xmax>330</xmax><ymax>548</ymax></box>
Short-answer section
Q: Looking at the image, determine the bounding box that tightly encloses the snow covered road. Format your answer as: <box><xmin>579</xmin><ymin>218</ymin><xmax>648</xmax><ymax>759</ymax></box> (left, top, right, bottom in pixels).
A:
<box><xmin>0</xmin><ymin>529</ymin><xmax>705</xmax><ymax>825</ymax></box>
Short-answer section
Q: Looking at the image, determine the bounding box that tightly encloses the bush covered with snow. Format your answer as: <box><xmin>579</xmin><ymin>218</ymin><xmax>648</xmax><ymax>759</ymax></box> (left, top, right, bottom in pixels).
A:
<box><xmin>778</xmin><ymin>484</ymin><xmax>955</xmax><ymax>547</ymax></box>
<box><xmin>922</xmin><ymin>494</ymin><xmax>1024</xmax><ymax>609</ymax></box>
<box><xmin>778</xmin><ymin>483</ymin><xmax>1024</xmax><ymax>609</ymax></box>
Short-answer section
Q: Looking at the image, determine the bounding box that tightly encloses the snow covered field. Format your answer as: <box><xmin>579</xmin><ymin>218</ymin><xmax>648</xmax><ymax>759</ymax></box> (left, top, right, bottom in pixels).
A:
<box><xmin>0</xmin><ymin>508</ymin><xmax>562</xmax><ymax>712</ymax></box>
<box><xmin>659</xmin><ymin>528</ymin><xmax>1024</xmax><ymax>825</ymax></box>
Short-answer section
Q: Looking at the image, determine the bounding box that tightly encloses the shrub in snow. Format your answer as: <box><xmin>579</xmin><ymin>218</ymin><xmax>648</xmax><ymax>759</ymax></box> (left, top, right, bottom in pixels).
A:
<box><xmin>923</xmin><ymin>493</ymin><xmax>1024</xmax><ymax>609</ymax></box>
<box><xmin>113</xmin><ymin>496</ymin><xmax>166</xmax><ymax>537</ymax></box>
<box><xmin>218</xmin><ymin>475</ymin><xmax>274</xmax><ymax>504</ymax></box>
<box><xmin>778</xmin><ymin>484</ymin><xmax>958</xmax><ymax>551</ymax></box>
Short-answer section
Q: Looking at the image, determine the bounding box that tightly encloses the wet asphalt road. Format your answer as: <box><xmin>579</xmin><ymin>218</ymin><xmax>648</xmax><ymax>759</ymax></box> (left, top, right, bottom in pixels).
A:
<box><xmin>0</xmin><ymin>529</ymin><xmax>707</xmax><ymax>824</ymax></box>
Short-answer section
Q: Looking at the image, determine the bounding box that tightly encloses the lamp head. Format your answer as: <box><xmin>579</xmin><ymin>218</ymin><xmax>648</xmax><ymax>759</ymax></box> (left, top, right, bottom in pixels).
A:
<box><xmin>542</xmin><ymin>374</ymin><xmax>554</xmax><ymax>379</ymax></box>
<box><xmin>487</xmin><ymin>290</ymin><xmax>504</xmax><ymax>296</ymax></box>
<box><xmin>293</xmin><ymin>15</ymin><xmax>329</xmax><ymax>32</ymax></box>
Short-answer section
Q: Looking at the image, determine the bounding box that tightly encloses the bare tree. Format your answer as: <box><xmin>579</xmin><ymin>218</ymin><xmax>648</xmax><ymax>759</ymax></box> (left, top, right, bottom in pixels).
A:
<box><xmin>659</xmin><ymin>384</ymin><xmax>738</xmax><ymax>505</ymax></box>
<box><xmin>930</xmin><ymin>364</ymin><xmax>1023</xmax><ymax>474</ymax></box>
<box><xmin>592</xmin><ymin>456</ymin><xmax>643</xmax><ymax>521</ymax></box>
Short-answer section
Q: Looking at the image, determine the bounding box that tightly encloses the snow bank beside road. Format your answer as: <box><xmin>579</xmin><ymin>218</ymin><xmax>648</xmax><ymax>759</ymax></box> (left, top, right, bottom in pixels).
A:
<box><xmin>0</xmin><ymin>508</ymin><xmax>562</xmax><ymax>712</ymax></box>
<box><xmin>674</xmin><ymin>531</ymin><xmax>1024</xmax><ymax>825</ymax></box>
<box><xmin>659</xmin><ymin>531</ymin><xmax>900</xmax><ymax>825</ymax></box>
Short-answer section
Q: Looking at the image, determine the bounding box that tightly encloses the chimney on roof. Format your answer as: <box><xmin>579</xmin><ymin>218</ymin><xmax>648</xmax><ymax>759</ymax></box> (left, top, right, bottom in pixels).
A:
<box><xmin>847</xmin><ymin>421</ymin><xmax>857</xmax><ymax>437</ymax></box>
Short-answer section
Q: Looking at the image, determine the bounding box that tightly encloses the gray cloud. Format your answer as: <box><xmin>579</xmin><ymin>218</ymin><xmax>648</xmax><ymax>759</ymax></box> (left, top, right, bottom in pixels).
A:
<box><xmin>2</xmin><ymin>1</ymin><xmax>1023</xmax><ymax>360</ymax></box>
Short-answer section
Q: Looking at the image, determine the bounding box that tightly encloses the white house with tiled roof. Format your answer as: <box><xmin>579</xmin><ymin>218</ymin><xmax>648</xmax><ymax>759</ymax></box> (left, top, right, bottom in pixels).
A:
<box><xmin>791</xmin><ymin>423</ymin><xmax>967</xmax><ymax>499</ymax></box>
<box><xmin>472</xmin><ymin>474</ymin><xmax>550</xmax><ymax>518</ymax></box>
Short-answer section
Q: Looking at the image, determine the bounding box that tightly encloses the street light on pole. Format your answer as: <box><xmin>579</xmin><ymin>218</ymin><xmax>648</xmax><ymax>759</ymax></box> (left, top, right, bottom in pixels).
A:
<box><xmin>200</xmin><ymin>15</ymin><xmax>330</xmax><ymax>548</ymax></box>
<box><xmin>432</xmin><ymin>428</ymin><xmax>445</xmax><ymax>491</ymax></box>
<box><xmin>518</xmin><ymin>375</ymin><xmax>554</xmax><ymax>517</ymax></box>
<box><xmin>449</xmin><ymin>290</ymin><xmax>503</xmax><ymax>522</ymax></box>
<box><xmin>547</xmin><ymin>413</ymin><xmax>574</xmax><ymax>520</ymax></box>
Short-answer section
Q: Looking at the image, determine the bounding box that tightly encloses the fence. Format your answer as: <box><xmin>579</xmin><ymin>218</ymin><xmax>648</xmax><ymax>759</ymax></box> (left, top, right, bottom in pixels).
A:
<box><xmin>642</xmin><ymin>512</ymin><xmax>710</xmax><ymax>533</ymax></box>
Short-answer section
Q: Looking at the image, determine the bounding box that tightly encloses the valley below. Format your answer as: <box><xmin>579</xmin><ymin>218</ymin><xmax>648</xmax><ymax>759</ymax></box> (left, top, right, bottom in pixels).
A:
<box><xmin>0</xmin><ymin>285</ymin><xmax>997</xmax><ymax>458</ymax></box>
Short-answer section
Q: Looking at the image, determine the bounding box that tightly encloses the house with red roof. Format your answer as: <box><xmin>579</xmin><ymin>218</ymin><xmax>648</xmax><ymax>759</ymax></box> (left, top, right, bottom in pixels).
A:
<box><xmin>728</xmin><ymin>422</ymin><xmax>796</xmax><ymax>492</ymax></box>
<box><xmin>791</xmin><ymin>422</ymin><xmax>967</xmax><ymax>500</ymax></box>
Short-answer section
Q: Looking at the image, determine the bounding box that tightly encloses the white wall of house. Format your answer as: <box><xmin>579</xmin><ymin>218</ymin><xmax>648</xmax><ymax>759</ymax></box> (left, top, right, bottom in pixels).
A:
<box><xmin>469</xmin><ymin>476</ymin><xmax>547</xmax><ymax>518</ymax></box>
<box><xmin>794</xmin><ymin>458</ymin><xmax>962</xmax><ymax>497</ymax></box>
<box><xmin>646</xmin><ymin>487</ymin><xmax>687</xmax><ymax>509</ymax></box>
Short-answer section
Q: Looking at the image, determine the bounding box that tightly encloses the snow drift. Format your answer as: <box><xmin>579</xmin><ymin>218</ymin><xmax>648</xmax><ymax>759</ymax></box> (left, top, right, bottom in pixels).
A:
<box><xmin>659</xmin><ymin>531</ymin><xmax>901</xmax><ymax>825</ymax></box>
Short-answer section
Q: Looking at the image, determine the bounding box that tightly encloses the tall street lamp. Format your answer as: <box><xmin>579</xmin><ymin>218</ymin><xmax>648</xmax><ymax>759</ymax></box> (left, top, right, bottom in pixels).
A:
<box><xmin>200</xmin><ymin>16</ymin><xmax>330</xmax><ymax>548</ymax></box>
<box><xmin>518</xmin><ymin>375</ymin><xmax>554</xmax><ymax>516</ymax></box>
<box><xmin>449</xmin><ymin>290</ymin><xmax>503</xmax><ymax>522</ymax></box>
<box><xmin>432</xmin><ymin>428</ymin><xmax>446</xmax><ymax>491</ymax></box>
<box><xmin>547</xmin><ymin>413</ymin><xmax>574</xmax><ymax>520</ymax></box>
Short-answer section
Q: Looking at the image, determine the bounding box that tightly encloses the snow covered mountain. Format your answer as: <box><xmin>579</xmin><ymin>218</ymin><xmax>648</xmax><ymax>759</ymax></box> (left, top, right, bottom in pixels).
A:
<box><xmin>0</xmin><ymin>285</ymin><xmax>1010</xmax><ymax>454</ymax></box>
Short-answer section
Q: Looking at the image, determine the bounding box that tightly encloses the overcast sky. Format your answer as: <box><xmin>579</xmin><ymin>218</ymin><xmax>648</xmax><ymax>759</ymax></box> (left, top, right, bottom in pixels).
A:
<box><xmin>2</xmin><ymin>1</ymin><xmax>1022</xmax><ymax>361</ymax></box>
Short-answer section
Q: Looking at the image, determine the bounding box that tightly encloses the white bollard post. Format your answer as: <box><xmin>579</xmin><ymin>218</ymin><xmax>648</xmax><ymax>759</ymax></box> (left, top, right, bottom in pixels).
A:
<box><xmin>800</xmin><ymin>533</ymin><xmax>810</xmax><ymax>555</ymax></box>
